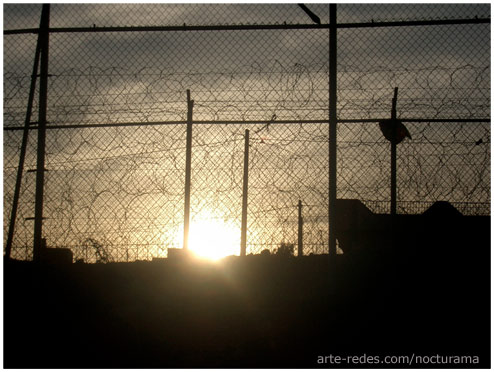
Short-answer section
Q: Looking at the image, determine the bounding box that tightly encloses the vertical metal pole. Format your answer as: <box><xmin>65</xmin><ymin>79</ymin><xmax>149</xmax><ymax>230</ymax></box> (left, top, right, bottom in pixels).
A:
<box><xmin>33</xmin><ymin>4</ymin><xmax>50</xmax><ymax>263</ymax></box>
<box><xmin>297</xmin><ymin>200</ymin><xmax>303</xmax><ymax>257</ymax></box>
<box><xmin>5</xmin><ymin>23</ymin><xmax>43</xmax><ymax>261</ymax></box>
<box><xmin>390</xmin><ymin>87</ymin><xmax>398</xmax><ymax>216</ymax></box>
<box><xmin>390</xmin><ymin>144</ymin><xmax>397</xmax><ymax>215</ymax></box>
<box><xmin>328</xmin><ymin>4</ymin><xmax>338</xmax><ymax>257</ymax></box>
<box><xmin>240</xmin><ymin>129</ymin><xmax>250</xmax><ymax>256</ymax></box>
<box><xmin>183</xmin><ymin>89</ymin><xmax>194</xmax><ymax>250</ymax></box>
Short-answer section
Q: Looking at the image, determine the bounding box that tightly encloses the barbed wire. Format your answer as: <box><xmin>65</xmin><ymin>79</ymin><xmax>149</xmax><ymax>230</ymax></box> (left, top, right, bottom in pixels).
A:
<box><xmin>4</xmin><ymin>118</ymin><xmax>489</xmax><ymax>262</ymax></box>
<box><xmin>4</xmin><ymin>63</ymin><xmax>489</xmax><ymax>129</ymax></box>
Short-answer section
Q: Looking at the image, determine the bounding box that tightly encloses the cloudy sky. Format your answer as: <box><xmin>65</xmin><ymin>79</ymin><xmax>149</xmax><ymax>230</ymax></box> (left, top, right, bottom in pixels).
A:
<box><xmin>4</xmin><ymin>3</ymin><xmax>490</xmax><ymax>126</ymax></box>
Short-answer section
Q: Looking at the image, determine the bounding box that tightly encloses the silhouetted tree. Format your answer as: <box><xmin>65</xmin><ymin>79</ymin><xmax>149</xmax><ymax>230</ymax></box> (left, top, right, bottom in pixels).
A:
<box><xmin>275</xmin><ymin>243</ymin><xmax>294</xmax><ymax>257</ymax></box>
<box><xmin>260</xmin><ymin>248</ymin><xmax>271</xmax><ymax>256</ymax></box>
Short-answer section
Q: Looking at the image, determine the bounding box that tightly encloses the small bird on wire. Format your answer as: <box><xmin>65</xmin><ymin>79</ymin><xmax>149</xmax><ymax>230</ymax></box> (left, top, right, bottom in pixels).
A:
<box><xmin>378</xmin><ymin>119</ymin><xmax>412</xmax><ymax>144</ymax></box>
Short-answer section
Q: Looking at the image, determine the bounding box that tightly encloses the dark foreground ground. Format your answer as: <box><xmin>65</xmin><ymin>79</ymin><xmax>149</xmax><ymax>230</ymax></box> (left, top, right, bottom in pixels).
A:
<box><xmin>4</xmin><ymin>215</ymin><xmax>491</xmax><ymax>368</ymax></box>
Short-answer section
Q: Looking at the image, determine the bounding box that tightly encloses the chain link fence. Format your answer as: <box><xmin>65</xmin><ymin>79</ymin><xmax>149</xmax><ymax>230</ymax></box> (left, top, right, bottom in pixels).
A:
<box><xmin>4</xmin><ymin>4</ymin><xmax>490</xmax><ymax>262</ymax></box>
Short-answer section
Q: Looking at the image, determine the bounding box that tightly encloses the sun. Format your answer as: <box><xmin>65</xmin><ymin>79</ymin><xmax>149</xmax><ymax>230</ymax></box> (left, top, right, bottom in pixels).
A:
<box><xmin>187</xmin><ymin>218</ymin><xmax>240</xmax><ymax>261</ymax></box>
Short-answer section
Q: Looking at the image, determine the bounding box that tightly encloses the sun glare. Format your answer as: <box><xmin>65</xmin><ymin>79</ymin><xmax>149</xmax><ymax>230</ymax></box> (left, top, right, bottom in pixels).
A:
<box><xmin>187</xmin><ymin>218</ymin><xmax>240</xmax><ymax>261</ymax></box>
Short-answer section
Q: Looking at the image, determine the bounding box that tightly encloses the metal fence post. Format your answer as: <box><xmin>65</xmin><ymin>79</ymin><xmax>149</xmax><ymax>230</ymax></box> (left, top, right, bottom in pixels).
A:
<box><xmin>183</xmin><ymin>89</ymin><xmax>194</xmax><ymax>251</ymax></box>
<box><xmin>33</xmin><ymin>4</ymin><xmax>50</xmax><ymax>263</ymax></box>
<box><xmin>328</xmin><ymin>3</ymin><xmax>338</xmax><ymax>258</ymax></box>
<box><xmin>390</xmin><ymin>87</ymin><xmax>398</xmax><ymax>216</ymax></box>
<box><xmin>5</xmin><ymin>17</ymin><xmax>43</xmax><ymax>261</ymax></box>
<box><xmin>298</xmin><ymin>200</ymin><xmax>303</xmax><ymax>257</ymax></box>
<box><xmin>240</xmin><ymin>129</ymin><xmax>250</xmax><ymax>256</ymax></box>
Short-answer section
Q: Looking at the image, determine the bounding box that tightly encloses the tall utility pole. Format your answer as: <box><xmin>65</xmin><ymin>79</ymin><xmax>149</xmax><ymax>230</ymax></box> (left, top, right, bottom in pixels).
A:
<box><xmin>183</xmin><ymin>89</ymin><xmax>194</xmax><ymax>251</ymax></box>
<box><xmin>328</xmin><ymin>4</ymin><xmax>338</xmax><ymax>257</ymax></box>
<box><xmin>240</xmin><ymin>129</ymin><xmax>250</xmax><ymax>256</ymax></box>
<box><xmin>33</xmin><ymin>4</ymin><xmax>51</xmax><ymax>263</ymax></box>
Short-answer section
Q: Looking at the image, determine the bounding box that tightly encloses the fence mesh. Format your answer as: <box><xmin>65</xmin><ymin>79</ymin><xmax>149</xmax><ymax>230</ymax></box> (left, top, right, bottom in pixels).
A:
<box><xmin>4</xmin><ymin>4</ymin><xmax>490</xmax><ymax>262</ymax></box>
